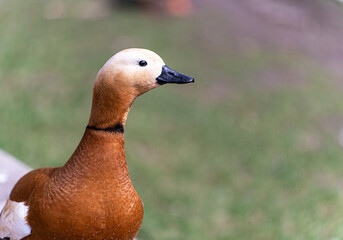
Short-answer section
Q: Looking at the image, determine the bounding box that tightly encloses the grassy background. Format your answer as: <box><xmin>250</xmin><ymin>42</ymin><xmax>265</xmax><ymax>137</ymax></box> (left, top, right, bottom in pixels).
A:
<box><xmin>2</xmin><ymin>0</ymin><xmax>343</xmax><ymax>239</ymax></box>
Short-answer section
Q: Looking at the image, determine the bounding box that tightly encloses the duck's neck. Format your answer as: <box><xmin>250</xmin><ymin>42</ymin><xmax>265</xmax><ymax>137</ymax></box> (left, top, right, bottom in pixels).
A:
<box><xmin>62</xmin><ymin>80</ymin><xmax>137</xmax><ymax>180</ymax></box>
<box><xmin>88</xmin><ymin>81</ymin><xmax>136</xmax><ymax>129</ymax></box>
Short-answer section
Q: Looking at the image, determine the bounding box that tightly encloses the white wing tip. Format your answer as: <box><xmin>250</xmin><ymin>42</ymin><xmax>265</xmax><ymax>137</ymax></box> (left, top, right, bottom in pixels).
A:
<box><xmin>0</xmin><ymin>200</ymin><xmax>31</xmax><ymax>240</ymax></box>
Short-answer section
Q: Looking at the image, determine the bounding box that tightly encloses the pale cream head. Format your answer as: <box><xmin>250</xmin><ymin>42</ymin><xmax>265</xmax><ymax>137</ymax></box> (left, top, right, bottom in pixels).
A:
<box><xmin>95</xmin><ymin>48</ymin><xmax>165</xmax><ymax>95</ymax></box>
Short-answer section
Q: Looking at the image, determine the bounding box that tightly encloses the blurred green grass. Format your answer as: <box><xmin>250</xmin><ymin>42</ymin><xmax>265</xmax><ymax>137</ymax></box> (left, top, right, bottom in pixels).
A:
<box><xmin>2</xmin><ymin>0</ymin><xmax>343</xmax><ymax>239</ymax></box>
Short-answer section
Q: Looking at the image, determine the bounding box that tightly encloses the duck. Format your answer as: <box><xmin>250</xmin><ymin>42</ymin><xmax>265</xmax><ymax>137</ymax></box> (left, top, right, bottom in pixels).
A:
<box><xmin>0</xmin><ymin>48</ymin><xmax>194</xmax><ymax>240</ymax></box>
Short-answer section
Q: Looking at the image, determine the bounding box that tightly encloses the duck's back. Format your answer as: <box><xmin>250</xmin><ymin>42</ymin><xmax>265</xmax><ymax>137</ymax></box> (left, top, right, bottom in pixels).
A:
<box><xmin>0</xmin><ymin>167</ymin><xmax>56</xmax><ymax>240</ymax></box>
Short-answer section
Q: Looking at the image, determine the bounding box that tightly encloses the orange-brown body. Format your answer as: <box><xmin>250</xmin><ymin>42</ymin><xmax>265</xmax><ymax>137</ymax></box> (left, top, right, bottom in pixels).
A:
<box><xmin>11</xmin><ymin>130</ymin><xmax>143</xmax><ymax>240</ymax></box>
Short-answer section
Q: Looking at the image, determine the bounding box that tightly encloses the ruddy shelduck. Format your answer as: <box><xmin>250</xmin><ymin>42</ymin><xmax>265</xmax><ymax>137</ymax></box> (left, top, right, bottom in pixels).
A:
<box><xmin>0</xmin><ymin>48</ymin><xmax>194</xmax><ymax>240</ymax></box>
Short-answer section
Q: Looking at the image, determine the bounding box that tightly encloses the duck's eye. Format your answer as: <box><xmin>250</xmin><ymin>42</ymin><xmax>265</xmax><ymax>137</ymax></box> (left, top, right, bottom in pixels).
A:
<box><xmin>139</xmin><ymin>60</ymin><xmax>147</xmax><ymax>67</ymax></box>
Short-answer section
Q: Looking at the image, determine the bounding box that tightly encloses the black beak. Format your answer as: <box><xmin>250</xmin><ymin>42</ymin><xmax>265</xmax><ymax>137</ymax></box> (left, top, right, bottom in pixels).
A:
<box><xmin>156</xmin><ymin>65</ymin><xmax>195</xmax><ymax>85</ymax></box>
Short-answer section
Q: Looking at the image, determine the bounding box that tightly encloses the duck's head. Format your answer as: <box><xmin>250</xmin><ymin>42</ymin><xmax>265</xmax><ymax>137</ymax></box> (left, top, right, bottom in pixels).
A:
<box><xmin>96</xmin><ymin>48</ymin><xmax>194</xmax><ymax>94</ymax></box>
<box><xmin>89</xmin><ymin>48</ymin><xmax>194</xmax><ymax>128</ymax></box>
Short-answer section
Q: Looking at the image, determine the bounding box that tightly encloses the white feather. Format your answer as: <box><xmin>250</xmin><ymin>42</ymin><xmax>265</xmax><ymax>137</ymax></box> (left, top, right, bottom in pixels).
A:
<box><xmin>0</xmin><ymin>199</ymin><xmax>31</xmax><ymax>240</ymax></box>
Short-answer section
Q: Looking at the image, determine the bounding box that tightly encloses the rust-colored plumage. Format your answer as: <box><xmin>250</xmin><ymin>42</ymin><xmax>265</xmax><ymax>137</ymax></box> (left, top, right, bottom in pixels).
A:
<box><xmin>0</xmin><ymin>48</ymin><xmax>194</xmax><ymax>240</ymax></box>
<box><xmin>12</xmin><ymin>130</ymin><xmax>143</xmax><ymax>240</ymax></box>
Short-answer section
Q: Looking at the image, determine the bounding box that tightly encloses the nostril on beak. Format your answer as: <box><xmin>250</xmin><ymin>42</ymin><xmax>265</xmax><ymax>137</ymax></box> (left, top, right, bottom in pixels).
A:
<box><xmin>168</xmin><ymin>71</ymin><xmax>175</xmax><ymax>76</ymax></box>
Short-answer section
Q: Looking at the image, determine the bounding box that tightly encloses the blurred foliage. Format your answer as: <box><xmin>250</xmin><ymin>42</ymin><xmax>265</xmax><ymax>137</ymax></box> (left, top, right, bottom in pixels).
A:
<box><xmin>2</xmin><ymin>0</ymin><xmax>343</xmax><ymax>239</ymax></box>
